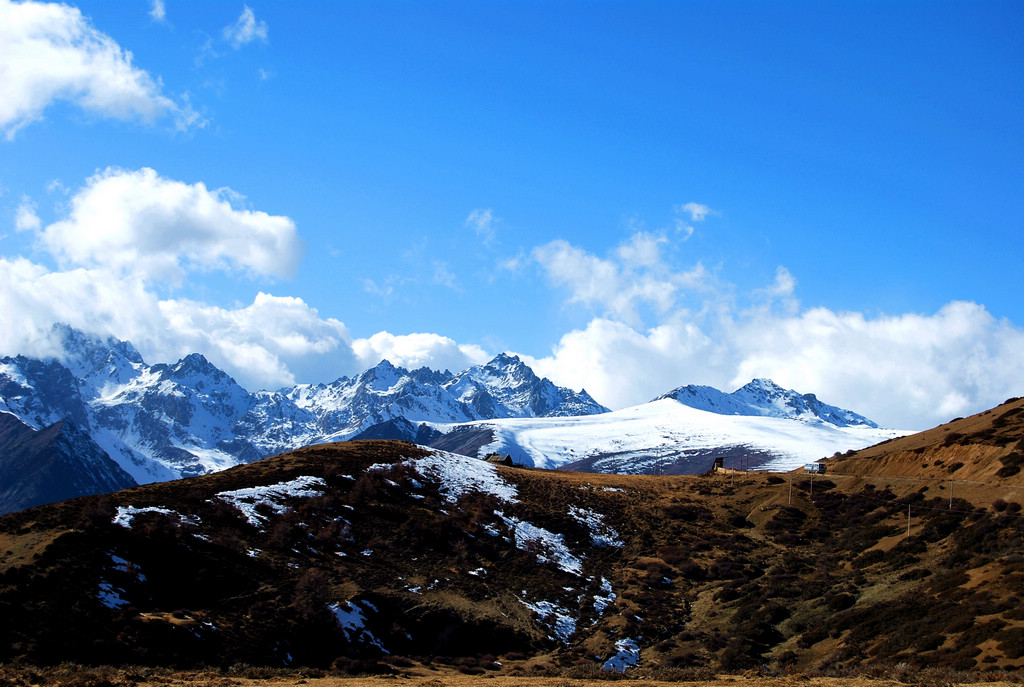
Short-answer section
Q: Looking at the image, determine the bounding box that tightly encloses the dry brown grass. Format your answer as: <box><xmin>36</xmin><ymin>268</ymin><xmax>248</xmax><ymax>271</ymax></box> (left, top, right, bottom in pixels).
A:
<box><xmin>1</xmin><ymin>664</ymin><xmax>1021</xmax><ymax>687</ymax></box>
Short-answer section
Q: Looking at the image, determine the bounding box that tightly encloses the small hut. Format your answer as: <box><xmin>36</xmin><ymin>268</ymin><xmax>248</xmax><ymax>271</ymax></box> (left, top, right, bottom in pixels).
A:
<box><xmin>485</xmin><ymin>453</ymin><xmax>514</xmax><ymax>466</ymax></box>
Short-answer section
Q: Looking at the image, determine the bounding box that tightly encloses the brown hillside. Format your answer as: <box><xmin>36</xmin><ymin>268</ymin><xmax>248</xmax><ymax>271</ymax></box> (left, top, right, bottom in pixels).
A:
<box><xmin>1</xmin><ymin>429</ymin><xmax>1023</xmax><ymax>677</ymax></box>
<box><xmin>812</xmin><ymin>397</ymin><xmax>1024</xmax><ymax>502</ymax></box>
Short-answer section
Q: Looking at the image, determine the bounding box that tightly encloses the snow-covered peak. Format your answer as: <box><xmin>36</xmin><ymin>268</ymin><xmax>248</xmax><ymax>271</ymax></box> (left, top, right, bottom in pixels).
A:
<box><xmin>51</xmin><ymin>323</ymin><xmax>144</xmax><ymax>379</ymax></box>
<box><xmin>359</xmin><ymin>360</ymin><xmax>407</xmax><ymax>392</ymax></box>
<box><xmin>657</xmin><ymin>378</ymin><xmax>878</xmax><ymax>428</ymax></box>
<box><xmin>442</xmin><ymin>353</ymin><xmax>606</xmax><ymax>419</ymax></box>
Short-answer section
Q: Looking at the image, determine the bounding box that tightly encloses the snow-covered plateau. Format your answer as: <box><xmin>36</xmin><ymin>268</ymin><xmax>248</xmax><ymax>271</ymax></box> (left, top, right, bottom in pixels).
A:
<box><xmin>427</xmin><ymin>398</ymin><xmax>910</xmax><ymax>474</ymax></box>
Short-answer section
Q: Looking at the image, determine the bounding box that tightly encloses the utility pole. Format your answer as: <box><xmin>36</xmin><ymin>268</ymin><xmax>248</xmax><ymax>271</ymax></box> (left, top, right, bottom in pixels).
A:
<box><xmin>907</xmin><ymin>504</ymin><xmax>911</xmax><ymax>536</ymax></box>
<box><xmin>949</xmin><ymin>479</ymin><xmax>954</xmax><ymax>510</ymax></box>
<box><xmin>788</xmin><ymin>472</ymin><xmax>792</xmax><ymax>506</ymax></box>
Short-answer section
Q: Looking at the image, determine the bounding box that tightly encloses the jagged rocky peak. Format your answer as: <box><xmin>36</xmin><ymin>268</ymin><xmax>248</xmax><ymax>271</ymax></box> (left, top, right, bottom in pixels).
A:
<box><xmin>360</xmin><ymin>359</ymin><xmax>407</xmax><ymax>388</ymax></box>
<box><xmin>484</xmin><ymin>352</ymin><xmax>537</xmax><ymax>380</ymax></box>
<box><xmin>50</xmin><ymin>322</ymin><xmax>144</xmax><ymax>374</ymax></box>
<box><xmin>166</xmin><ymin>352</ymin><xmax>241</xmax><ymax>388</ymax></box>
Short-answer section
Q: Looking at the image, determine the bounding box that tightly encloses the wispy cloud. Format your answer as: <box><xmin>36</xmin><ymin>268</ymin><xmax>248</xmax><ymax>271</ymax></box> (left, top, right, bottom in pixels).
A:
<box><xmin>223</xmin><ymin>5</ymin><xmax>268</xmax><ymax>49</ymax></box>
<box><xmin>673</xmin><ymin>201</ymin><xmax>717</xmax><ymax>239</ymax></box>
<box><xmin>149</xmin><ymin>0</ymin><xmax>166</xmax><ymax>23</ymax></box>
<box><xmin>0</xmin><ymin>0</ymin><xmax>202</xmax><ymax>138</ymax></box>
<box><xmin>14</xmin><ymin>196</ymin><xmax>40</xmax><ymax>232</ymax></box>
<box><xmin>465</xmin><ymin>208</ymin><xmax>497</xmax><ymax>245</ymax></box>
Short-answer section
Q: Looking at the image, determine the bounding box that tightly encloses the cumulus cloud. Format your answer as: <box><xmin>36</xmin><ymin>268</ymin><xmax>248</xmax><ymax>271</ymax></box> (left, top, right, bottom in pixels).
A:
<box><xmin>0</xmin><ymin>258</ymin><xmax>356</xmax><ymax>391</ymax></box>
<box><xmin>149</xmin><ymin>0</ymin><xmax>166</xmax><ymax>22</ymax></box>
<box><xmin>527</xmin><ymin>301</ymin><xmax>1024</xmax><ymax>430</ymax></box>
<box><xmin>730</xmin><ymin>302</ymin><xmax>1024</xmax><ymax>429</ymax></box>
<box><xmin>40</xmin><ymin>167</ymin><xmax>304</xmax><ymax>284</ymax></box>
<box><xmin>223</xmin><ymin>5</ymin><xmax>268</xmax><ymax>48</ymax></box>
<box><xmin>155</xmin><ymin>292</ymin><xmax>354</xmax><ymax>388</ymax></box>
<box><xmin>352</xmin><ymin>331</ymin><xmax>489</xmax><ymax>373</ymax></box>
<box><xmin>0</xmin><ymin>0</ymin><xmax>201</xmax><ymax>138</ymax></box>
<box><xmin>525</xmin><ymin>234</ymin><xmax>1024</xmax><ymax>430</ymax></box>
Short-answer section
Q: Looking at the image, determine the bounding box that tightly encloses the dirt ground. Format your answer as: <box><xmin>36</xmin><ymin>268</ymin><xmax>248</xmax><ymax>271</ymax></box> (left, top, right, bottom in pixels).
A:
<box><xmin>115</xmin><ymin>675</ymin><xmax>1022</xmax><ymax>687</ymax></box>
<box><xmin>5</xmin><ymin>665</ymin><xmax>1021</xmax><ymax>687</ymax></box>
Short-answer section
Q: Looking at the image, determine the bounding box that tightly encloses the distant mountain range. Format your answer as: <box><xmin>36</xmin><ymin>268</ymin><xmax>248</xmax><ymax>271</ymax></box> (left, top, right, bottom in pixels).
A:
<box><xmin>0</xmin><ymin>323</ymin><xmax>902</xmax><ymax>513</ymax></box>
<box><xmin>0</xmin><ymin>325</ymin><xmax>606</xmax><ymax>510</ymax></box>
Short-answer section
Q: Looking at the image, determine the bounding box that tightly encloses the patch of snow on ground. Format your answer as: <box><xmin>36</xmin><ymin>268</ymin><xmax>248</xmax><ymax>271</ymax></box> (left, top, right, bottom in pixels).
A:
<box><xmin>329</xmin><ymin>601</ymin><xmax>388</xmax><ymax>653</ymax></box>
<box><xmin>593</xmin><ymin>577</ymin><xmax>616</xmax><ymax>620</ymax></box>
<box><xmin>496</xmin><ymin>511</ymin><xmax>583</xmax><ymax>575</ymax></box>
<box><xmin>109</xmin><ymin>553</ymin><xmax>146</xmax><ymax>581</ymax></box>
<box><xmin>97</xmin><ymin>580</ymin><xmax>129</xmax><ymax>609</ymax></box>
<box><xmin>215</xmin><ymin>476</ymin><xmax>326</xmax><ymax>527</ymax></box>
<box><xmin>112</xmin><ymin>506</ymin><xmax>177</xmax><ymax>528</ymax></box>
<box><xmin>374</xmin><ymin>449</ymin><xmax>519</xmax><ymax>504</ymax></box>
<box><xmin>603</xmin><ymin>637</ymin><xmax>640</xmax><ymax>672</ymax></box>
<box><xmin>520</xmin><ymin>598</ymin><xmax>576</xmax><ymax>643</ymax></box>
<box><xmin>569</xmin><ymin>505</ymin><xmax>622</xmax><ymax>548</ymax></box>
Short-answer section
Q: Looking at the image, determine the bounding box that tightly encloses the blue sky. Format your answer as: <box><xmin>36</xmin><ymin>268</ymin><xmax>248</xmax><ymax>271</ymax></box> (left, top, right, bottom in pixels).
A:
<box><xmin>0</xmin><ymin>0</ymin><xmax>1021</xmax><ymax>429</ymax></box>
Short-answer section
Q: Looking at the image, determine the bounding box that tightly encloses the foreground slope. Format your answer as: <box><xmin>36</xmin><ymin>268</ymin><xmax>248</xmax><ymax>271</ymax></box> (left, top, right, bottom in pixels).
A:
<box><xmin>1</xmin><ymin>426</ymin><xmax>1022</xmax><ymax>674</ymax></box>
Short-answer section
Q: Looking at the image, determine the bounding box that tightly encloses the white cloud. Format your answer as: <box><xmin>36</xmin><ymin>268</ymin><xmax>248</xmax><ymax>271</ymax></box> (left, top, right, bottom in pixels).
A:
<box><xmin>432</xmin><ymin>260</ymin><xmax>459</xmax><ymax>290</ymax></box>
<box><xmin>40</xmin><ymin>167</ymin><xmax>304</xmax><ymax>284</ymax></box>
<box><xmin>526</xmin><ymin>315</ymin><xmax>718</xmax><ymax>409</ymax></box>
<box><xmin>465</xmin><ymin>208</ymin><xmax>496</xmax><ymax>244</ymax></box>
<box><xmin>0</xmin><ymin>0</ymin><xmax>201</xmax><ymax>138</ymax></box>
<box><xmin>525</xmin><ymin>234</ymin><xmax>1024</xmax><ymax>430</ymax></box>
<box><xmin>673</xmin><ymin>202</ymin><xmax>717</xmax><ymax>239</ymax></box>
<box><xmin>15</xmin><ymin>196</ymin><xmax>40</xmax><ymax>231</ymax></box>
<box><xmin>678</xmin><ymin>201</ymin><xmax>715</xmax><ymax>222</ymax></box>
<box><xmin>352</xmin><ymin>331</ymin><xmax>489</xmax><ymax>373</ymax></box>
<box><xmin>149</xmin><ymin>0</ymin><xmax>166</xmax><ymax>22</ymax></box>
<box><xmin>533</xmin><ymin>233</ymin><xmax>708</xmax><ymax>325</ymax></box>
<box><xmin>729</xmin><ymin>302</ymin><xmax>1024</xmax><ymax>429</ymax></box>
<box><xmin>223</xmin><ymin>5</ymin><xmax>268</xmax><ymax>49</ymax></box>
<box><xmin>0</xmin><ymin>258</ymin><xmax>355</xmax><ymax>391</ymax></box>
<box><xmin>155</xmin><ymin>292</ymin><xmax>354</xmax><ymax>388</ymax></box>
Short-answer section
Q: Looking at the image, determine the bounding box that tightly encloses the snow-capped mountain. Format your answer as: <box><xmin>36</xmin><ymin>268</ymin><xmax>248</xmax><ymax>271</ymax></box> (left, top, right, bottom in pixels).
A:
<box><xmin>656</xmin><ymin>378</ymin><xmax>878</xmax><ymax>428</ymax></box>
<box><xmin>0</xmin><ymin>324</ymin><xmax>609</xmax><ymax>493</ymax></box>
<box><xmin>443</xmin><ymin>353</ymin><xmax>605</xmax><ymax>418</ymax></box>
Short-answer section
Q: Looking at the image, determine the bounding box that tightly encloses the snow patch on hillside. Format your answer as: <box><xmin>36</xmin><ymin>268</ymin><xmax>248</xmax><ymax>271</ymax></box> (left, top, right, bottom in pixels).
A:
<box><xmin>520</xmin><ymin>598</ymin><xmax>576</xmax><ymax>643</ymax></box>
<box><xmin>497</xmin><ymin>510</ymin><xmax>583</xmax><ymax>575</ymax></box>
<box><xmin>378</xmin><ymin>450</ymin><xmax>519</xmax><ymax>504</ymax></box>
<box><xmin>215</xmin><ymin>476</ymin><xmax>326</xmax><ymax>527</ymax></box>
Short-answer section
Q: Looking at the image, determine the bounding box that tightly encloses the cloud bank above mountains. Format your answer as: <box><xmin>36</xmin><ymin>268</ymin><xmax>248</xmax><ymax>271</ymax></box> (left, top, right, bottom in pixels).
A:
<box><xmin>1</xmin><ymin>0</ymin><xmax>1020</xmax><ymax>432</ymax></box>
<box><xmin>2</xmin><ymin>162</ymin><xmax>1021</xmax><ymax>430</ymax></box>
